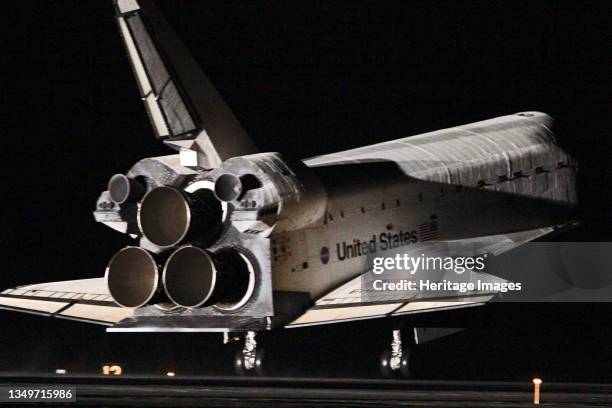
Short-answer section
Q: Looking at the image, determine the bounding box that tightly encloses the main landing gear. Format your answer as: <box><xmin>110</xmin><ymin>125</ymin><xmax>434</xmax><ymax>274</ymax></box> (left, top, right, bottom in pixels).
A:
<box><xmin>380</xmin><ymin>329</ymin><xmax>414</xmax><ymax>378</ymax></box>
<box><xmin>234</xmin><ymin>331</ymin><xmax>266</xmax><ymax>376</ymax></box>
<box><xmin>228</xmin><ymin>327</ymin><xmax>461</xmax><ymax>377</ymax></box>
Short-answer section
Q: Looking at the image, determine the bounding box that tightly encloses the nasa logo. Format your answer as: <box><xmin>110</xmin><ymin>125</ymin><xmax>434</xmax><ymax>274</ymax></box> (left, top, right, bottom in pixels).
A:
<box><xmin>320</xmin><ymin>246</ymin><xmax>330</xmax><ymax>265</ymax></box>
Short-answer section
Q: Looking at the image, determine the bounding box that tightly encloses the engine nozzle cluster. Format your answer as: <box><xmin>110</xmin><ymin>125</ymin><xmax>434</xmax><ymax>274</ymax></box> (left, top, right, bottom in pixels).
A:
<box><xmin>105</xmin><ymin>179</ymin><xmax>257</xmax><ymax>311</ymax></box>
<box><xmin>106</xmin><ymin>245</ymin><xmax>254</xmax><ymax>310</ymax></box>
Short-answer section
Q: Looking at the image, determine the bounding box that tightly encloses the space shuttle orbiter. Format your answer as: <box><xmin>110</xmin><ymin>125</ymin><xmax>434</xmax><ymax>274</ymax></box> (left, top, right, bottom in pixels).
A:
<box><xmin>0</xmin><ymin>0</ymin><xmax>577</xmax><ymax>376</ymax></box>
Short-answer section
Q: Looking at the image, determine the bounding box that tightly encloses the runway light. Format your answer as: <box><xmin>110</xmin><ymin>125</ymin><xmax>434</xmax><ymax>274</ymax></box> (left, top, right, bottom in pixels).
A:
<box><xmin>55</xmin><ymin>369</ymin><xmax>66</xmax><ymax>375</ymax></box>
<box><xmin>102</xmin><ymin>364</ymin><xmax>123</xmax><ymax>376</ymax></box>
<box><xmin>533</xmin><ymin>378</ymin><xmax>542</xmax><ymax>404</ymax></box>
<box><xmin>166</xmin><ymin>371</ymin><xmax>176</xmax><ymax>377</ymax></box>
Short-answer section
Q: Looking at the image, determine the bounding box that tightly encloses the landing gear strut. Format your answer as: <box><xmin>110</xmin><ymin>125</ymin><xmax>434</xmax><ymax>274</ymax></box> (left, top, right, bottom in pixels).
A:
<box><xmin>234</xmin><ymin>331</ymin><xmax>265</xmax><ymax>376</ymax></box>
<box><xmin>380</xmin><ymin>329</ymin><xmax>413</xmax><ymax>378</ymax></box>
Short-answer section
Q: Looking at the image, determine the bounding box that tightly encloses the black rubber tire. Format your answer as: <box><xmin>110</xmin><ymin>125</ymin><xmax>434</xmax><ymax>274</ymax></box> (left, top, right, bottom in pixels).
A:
<box><xmin>253</xmin><ymin>349</ymin><xmax>266</xmax><ymax>377</ymax></box>
<box><xmin>234</xmin><ymin>349</ymin><xmax>266</xmax><ymax>376</ymax></box>
<box><xmin>234</xmin><ymin>350</ymin><xmax>250</xmax><ymax>376</ymax></box>
<box><xmin>400</xmin><ymin>348</ymin><xmax>414</xmax><ymax>379</ymax></box>
<box><xmin>379</xmin><ymin>349</ymin><xmax>399</xmax><ymax>378</ymax></box>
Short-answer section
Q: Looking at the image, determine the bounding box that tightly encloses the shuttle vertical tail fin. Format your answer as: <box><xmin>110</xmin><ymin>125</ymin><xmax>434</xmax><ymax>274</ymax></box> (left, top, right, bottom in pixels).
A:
<box><xmin>114</xmin><ymin>0</ymin><xmax>258</xmax><ymax>167</ymax></box>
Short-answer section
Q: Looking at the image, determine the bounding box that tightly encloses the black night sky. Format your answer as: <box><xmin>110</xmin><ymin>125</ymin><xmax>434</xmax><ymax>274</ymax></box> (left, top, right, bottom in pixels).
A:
<box><xmin>0</xmin><ymin>1</ymin><xmax>610</xmax><ymax>380</ymax></box>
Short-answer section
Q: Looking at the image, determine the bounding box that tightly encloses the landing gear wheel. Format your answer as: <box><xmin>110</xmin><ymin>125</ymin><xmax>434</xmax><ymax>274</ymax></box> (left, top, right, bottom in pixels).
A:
<box><xmin>380</xmin><ymin>329</ymin><xmax>405</xmax><ymax>378</ymax></box>
<box><xmin>234</xmin><ymin>331</ymin><xmax>265</xmax><ymax>376</ymax></box>
<box><xmin>234</xmin><ymin>349</ymin><xmax>249</xmax><ymax>376</ymax></box>
<box><xmin>379</xmin><ymin>349</ymin><xmax>400</xmax><ymax>378</ymax></box>
<box><xmin>253</xmin><ymin>349</ymin><xmax>266</xmax><ymax>377</ymax></box>
<box><xmin>234</xmin><ymin>349</ymin><xmax>266</xmax><ymax>376</ymax></box>
<box><xmin>400</xmin><ymin>348</ymin><xmax>414</xmax><ymax>378</ymax></box>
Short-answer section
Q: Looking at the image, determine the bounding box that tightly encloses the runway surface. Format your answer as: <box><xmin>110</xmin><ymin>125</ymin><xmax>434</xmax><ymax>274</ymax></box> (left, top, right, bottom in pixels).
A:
<box><xmin>1</xmin><ymin>374</ymin><xmax>612</xmax><ymax>407</ymax></box>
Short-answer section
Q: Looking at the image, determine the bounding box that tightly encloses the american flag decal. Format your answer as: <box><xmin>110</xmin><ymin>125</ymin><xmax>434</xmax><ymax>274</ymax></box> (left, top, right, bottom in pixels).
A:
<box><xmin>418</xmin><ymin>220</ymin><xmax>438</xmax><ymax>241</ymax></box>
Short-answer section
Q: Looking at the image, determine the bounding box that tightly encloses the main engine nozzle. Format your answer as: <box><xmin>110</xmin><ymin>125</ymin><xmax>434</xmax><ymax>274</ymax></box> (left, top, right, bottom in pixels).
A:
<box><xmin>108</xmin><ymin>174</ymin><xmax>145</xmax><ymax>204</ymax></box>
<box><xmin>105</xmin><ymin>246</ymin><xmax>162</xmax><ymax>308</ymax></box>
<box><xmin>162</xmin><ymin>246</ymin><xmax>255</xmax><ymax>309</ymax></box>
<box><xmin>214</xmin><ymin>173</ymin><xmax>261</xmax><ymax>202</ymax></box>
<box><xmin>138</xmin><ymin>186</ymin><xmax>222</xmax><ymax>248</ymax></box>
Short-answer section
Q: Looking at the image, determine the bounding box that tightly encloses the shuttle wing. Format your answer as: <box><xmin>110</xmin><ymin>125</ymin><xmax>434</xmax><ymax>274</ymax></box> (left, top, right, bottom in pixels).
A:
<box><xmin>0</xmin><ymin>278</ymin><xmax>133</xmax><ymax>326</ymax></box>
<box><xmin>114</xmin><ymin>0</ymin><xmax>257</xmax><ymax>167</ymax></box>
<box><xmin>287</xmin><ymin>274</ymin><xmax>497</xmax><ymax>328</ymax></box>
<box><xmin>287</xmin><ymin>227</ymin><xmax>551</xmax><ymax>328</ymax></box>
